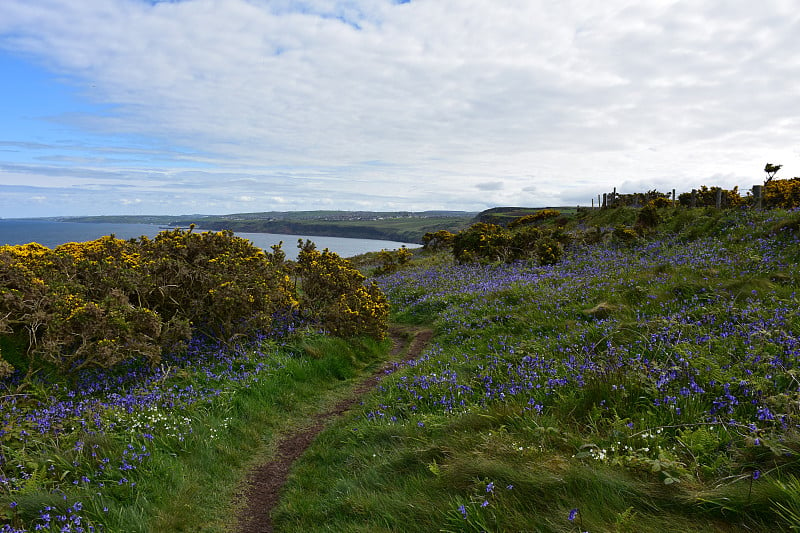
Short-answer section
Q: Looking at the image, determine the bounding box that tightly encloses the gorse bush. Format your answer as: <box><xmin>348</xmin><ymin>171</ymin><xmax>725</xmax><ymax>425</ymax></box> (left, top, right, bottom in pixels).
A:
<box><xmin>0</xmin><ymin>241</ymin><xmax>162</xmax><ymax>375</ymax></box>
<box><xmin>451</xmin><ymin>222</ymin><xmax>512</xmax><ymax>263</ymax></box>
<box><xmin>421</xmin><ymin>230</ymin><xmax>455</xmax><ymax>251</ymax></box>
<box><xmin>635</xmin><ymin>204</ymin><xmax>662</xmax><ymax>229</ymax></box>
<box><xmin>373</xmin><ymin>247</ymin><xmax>413</xmax><ymax>275</ymax></box>
<box><xmin>450</xmin><ymin>221</ymin><xmax>567</xmax><ymax>266</ymax></box>
<box><xmin>0</xmin><ymin>229</ymin><xmax>389</xmax><ymax>377</ymax></box>
<box><xmin>295</xmin><ymin>240</ymin><xmax>389</xmax><ymax>340</ymax></box>
<box><xmin>507</xmin><ymin>209</ymin><xmax>561</xmax><ymax>229</ymax></box>
<box><xmin>764</xmin><ymin>177</ymin><xmax>800</xmax><ymax>209</ymax></box>
<box><xmin>677</xmin><ymin>185</ymin><xmax>744</xmax><ymax>208</ymax></box>
<box><xmin>132</xmin><ymin>228</ymin><xmax>295</xmax><ymax>344</ymax></box>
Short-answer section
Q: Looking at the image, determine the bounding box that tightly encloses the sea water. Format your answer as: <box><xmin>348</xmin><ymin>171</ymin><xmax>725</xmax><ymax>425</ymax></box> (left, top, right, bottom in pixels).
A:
<box><xmin>0</xmin><ymin>219</ymin><xmax>417</xmax><ymax>259</ymax></box>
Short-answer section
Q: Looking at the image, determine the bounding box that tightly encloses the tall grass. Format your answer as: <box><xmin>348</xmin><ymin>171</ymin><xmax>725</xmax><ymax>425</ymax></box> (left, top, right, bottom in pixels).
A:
<box><xmin>274</xmin><ymin>208</ymin><xmax>800</xmax><ymax>532</ymax></box>
<box><xmin>1</xmin><ymin>334</ymin><xmax>388</xmax><ymax>531</ymax></box>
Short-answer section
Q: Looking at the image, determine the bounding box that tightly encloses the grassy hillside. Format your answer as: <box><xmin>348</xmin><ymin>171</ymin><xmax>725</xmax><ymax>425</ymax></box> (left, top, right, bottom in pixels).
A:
<box><xmin>193</xmin><ymin>215</ymin><xmax>472</xmax><ymax>244</ymax></box>
<box><xmin>274</xmin><ymin>207</ymin><xmax>800</xmax><ymax>532</ymax></box>
<box><xmin>477</xmin><ymin>206</ymin><xmax>579</xmax><ymax>224</ymax></box>
<box><xmin>61</xmin><ymin>211</ymin><xmax>477</xmax><ymax>244</ymax></box>
<box><xmin>4</xmin><ymin>205</ymin><xmax>800</xmax><ymax>531</ymax></box>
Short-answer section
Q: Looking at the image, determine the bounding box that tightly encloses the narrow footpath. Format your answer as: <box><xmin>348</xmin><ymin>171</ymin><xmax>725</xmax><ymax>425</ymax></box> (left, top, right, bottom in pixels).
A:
<box><xmin>234</xmin><ymin>325</ymin><xmax>433</xmax><ymax>533</ymax></box>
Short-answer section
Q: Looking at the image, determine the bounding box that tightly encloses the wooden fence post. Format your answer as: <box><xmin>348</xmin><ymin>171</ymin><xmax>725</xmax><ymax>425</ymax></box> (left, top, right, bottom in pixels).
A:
<box><xmin>752</xmin><ymin>185</ymin><xmax>763</xmax><ymax>209</ymax></box>
<box><xmin>715</xmin><ymin>189</ymin><xmax>723</xmax><ymax>209</ymax></box>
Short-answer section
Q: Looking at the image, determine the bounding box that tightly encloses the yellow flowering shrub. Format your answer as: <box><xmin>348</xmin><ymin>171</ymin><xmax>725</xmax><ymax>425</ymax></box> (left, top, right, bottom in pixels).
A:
<box><xmin>133</xmin><ymin>227</ymin><xmax>295</xmax><ymax>343</ymax></box>
<box><xmin>507</xmin><ymin>209</ymin><xmax>561</xmax><ymax>229</ymax></box>
<box><xmin>373</xmin><ymin>247</ymin><xmax>414</xmax><ymax>275</ymax></box>
<box><xmin>677</xmin><ymin>186</ymin><xmax>744</xmax><ymax>208</ymax></box>
<box><xmin>764</xmin><ymin>177</ymin><xmax>800</xmax><ymax>209</ymax></box>
<box><xmin>450</xmin><ymin>222</ymin><xmax>566</xmax><ymax>265</ymax></box>
<box><xmin>535</xmin><ymin>237</ymin><xmax>564</xmax><ymax>266</ymax></box>
<box><xmin>612</xmin><ymin>225</ymin><xmax>640</xmax><ymax>244</ymax></box>
<box><xmin>38</xmin><ymin>290</ymin><xmax>162</xmax><ymax>372</ymax></box>
<box><xmin>0</xmin><ymin>228</ymin><xmax>390</xmax><ymax>376</ymax></box>
<box><xmin>451</xmin><ymin>223</ymin><xmax>513</xmax><ymax>262</ymax></box>
<box><xmin>421</xmin><ymin>230</ymin><xmax>455</xmax><ymax>251</ymax></box>
<box><xmin>295</xmin><ymin>240</ymin><xmax>388</xmax><ymax>339</ymax></box>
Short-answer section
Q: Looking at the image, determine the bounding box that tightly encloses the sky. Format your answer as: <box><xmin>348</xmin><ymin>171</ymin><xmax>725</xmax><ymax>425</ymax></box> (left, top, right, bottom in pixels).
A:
<box><xmin>0</xmin><ymin>0</ymin><xmax>798</xmax><ymax>218</ymax></box>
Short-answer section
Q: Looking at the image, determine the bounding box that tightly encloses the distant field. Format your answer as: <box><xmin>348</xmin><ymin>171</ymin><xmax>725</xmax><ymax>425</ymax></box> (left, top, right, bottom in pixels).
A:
<box><xmin>60</xmin><ymin>210</ymin><xmax>478</xmax><ymax>244</ymax></box>
<box><xmin>193</xmin><ymin>216</ymin><xmax>474</xmax><ymax>244</ymax></box>
<box><xmin>59</xmin><ymin>207</ymin><xmax>590</xmax><ymax>244</ymax></box>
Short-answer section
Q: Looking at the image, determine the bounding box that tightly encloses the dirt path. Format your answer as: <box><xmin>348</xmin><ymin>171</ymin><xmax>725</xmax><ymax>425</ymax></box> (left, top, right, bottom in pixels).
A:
<box><xmin>233</xmin><ymin>325</ymin><xmax>433</xmax><ymax>533</ymax></box>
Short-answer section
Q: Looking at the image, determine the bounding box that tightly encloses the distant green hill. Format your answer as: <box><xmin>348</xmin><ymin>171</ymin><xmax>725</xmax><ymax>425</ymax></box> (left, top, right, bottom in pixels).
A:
<box><xmin>60</xmin><ymin>210</ymin><xmax>478</xmax><ymax>244</ymax></box>
<box><xmin>476</xmin><ymin>206</ymin><xmax>579</xmax><ymax>224</ymax></box>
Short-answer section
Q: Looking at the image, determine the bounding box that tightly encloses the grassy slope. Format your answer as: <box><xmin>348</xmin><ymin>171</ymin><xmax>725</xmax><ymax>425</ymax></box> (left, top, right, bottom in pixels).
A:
<box><xmin>273</xmin><ymin>207</ymin><xmax>800</xmax><ymax>532</ymax></box>
<box><xmin>0</xmin><ymin>335</ymin><xmax>391</xmax><ymax>532</ymax></box>
<box><xmin>149</xmin><ymin>336</ymin><xmax>390</xmax><ymax>532</ymax></box>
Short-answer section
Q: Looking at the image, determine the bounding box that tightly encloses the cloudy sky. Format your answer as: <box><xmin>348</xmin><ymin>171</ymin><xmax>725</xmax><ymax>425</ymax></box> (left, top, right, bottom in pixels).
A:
<box><xmin>0</xmin><ymin>0</ymin><xmax>798</xmax><ymax>217</ymax></box>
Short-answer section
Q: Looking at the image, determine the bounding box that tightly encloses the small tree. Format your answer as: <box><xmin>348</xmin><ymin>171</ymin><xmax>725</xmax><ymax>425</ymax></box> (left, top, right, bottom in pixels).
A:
<box><xmin>765</xmin><ymin>163</ymin><xmax>782</xmax><ymax>184</ymax></box>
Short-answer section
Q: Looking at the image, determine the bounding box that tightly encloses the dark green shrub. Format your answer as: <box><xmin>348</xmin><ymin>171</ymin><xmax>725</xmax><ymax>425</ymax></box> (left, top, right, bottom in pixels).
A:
<box><xmin>451</xmin><ymin>223</ymin><xmax>513</xmax><ymax>263</ymax></box>
<box><xmin>422</xmin><ymin>230</ymin><xmax>455</xmax><ymax>251</ymax></box>
<box><xmin>678</xmin><ymin>186</ymin><xmax>743</xmax><ymax>208</ymax></box>
<box><xmin>636</xmin><ymin>204</ymin><xmax>662</xmax><ymax>229</ymax></box>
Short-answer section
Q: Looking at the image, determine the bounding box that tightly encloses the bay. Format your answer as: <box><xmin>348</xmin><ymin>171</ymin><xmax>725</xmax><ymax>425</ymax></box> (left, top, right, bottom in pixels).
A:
<box><xmin>0</xmin><ymin>219</ymin><xmax>417</xmax><ymax>259</ymax></box>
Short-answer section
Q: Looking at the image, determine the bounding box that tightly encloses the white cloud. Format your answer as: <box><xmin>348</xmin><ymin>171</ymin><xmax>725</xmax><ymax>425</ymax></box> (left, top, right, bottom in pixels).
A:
<box><xmin>0</xmin><ymin>0</ymin><xmax>798</xmax><ymax>216</ymax></box>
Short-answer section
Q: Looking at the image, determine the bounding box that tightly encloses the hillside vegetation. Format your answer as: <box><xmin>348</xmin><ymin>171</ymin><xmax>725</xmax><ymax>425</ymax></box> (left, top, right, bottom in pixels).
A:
<box><xmin>274</xmin><ymin>206</ymin><xmax>800</xmax><ymax>532</ymax></box>
<box><xmin>62</xmin><ymin>211</ymin><xmax>477</xmax><ymax>245</ymax></box>
<box><xmin>3</xmin><ymin>200</ymin><xmax>800</xmax><ymax>531</ymax></box>
<box><xmin>0</xmin><ymin>229</ymin><xmax>390</xmax><ymax>531</ymax></box>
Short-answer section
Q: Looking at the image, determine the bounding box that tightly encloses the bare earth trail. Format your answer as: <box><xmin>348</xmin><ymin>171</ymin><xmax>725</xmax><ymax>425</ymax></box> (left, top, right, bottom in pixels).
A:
<box><xmin>234</xmin><ymin>325</ymin><xmax>433</xmax><ymax>533</ymax></box>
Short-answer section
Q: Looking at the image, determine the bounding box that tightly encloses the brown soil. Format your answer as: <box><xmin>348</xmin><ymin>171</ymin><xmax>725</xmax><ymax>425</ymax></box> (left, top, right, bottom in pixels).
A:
<box><xmin>233</xmin><ymin>325</ymin><xmax>433</xmax><ymax>533</ymax></box>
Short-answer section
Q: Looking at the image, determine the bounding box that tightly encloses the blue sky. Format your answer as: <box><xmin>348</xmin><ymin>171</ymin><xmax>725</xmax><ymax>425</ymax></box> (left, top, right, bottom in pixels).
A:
<box><xmin>1</xmin><ymin>0</ymin><xmax>798</xmax><ymax>218</ymax></box>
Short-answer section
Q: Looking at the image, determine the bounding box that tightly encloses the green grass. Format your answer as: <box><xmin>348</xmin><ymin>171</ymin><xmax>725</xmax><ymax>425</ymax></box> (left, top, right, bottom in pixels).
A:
<box><xmin>148</xmin><ymin>336</ymin><xmax>389</xmax><ymax>532</ymax></box>
<box><xmin>271</xmin><ymin>207</ymin><xmax>800</xmax><ymax>532</ymax></box>
<box><xmin>274</xmin><ymin>402</ymin><xmax>752</xmax><ymax>532</ymax></box>
<box><xmin>0</xmin><ymin>335</ymin><xmax>390</xmax><ymax>531</ymax></box>
<box><xmin>7</xmin><ymin>205</ymin><xmax>800</xmax><ymax>531</ymax></box>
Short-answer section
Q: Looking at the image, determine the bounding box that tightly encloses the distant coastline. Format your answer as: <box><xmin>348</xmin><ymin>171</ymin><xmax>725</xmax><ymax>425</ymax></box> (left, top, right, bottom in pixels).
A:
<box><xmin>52</xmin><ymin>210</ymin><xmax>478</xmax><ymax>244</ymax></box>
<box><xmin>0</xmin><ymin>219</ymin><xmax>422</xmax><ymax>259</ymax></box>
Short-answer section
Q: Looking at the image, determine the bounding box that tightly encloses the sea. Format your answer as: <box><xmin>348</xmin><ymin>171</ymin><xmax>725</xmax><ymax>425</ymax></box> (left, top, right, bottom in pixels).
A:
<box><xmin>0</xmin><ymin>219</ymin><xmax>418</xmax><ymax>259</ymax></box>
